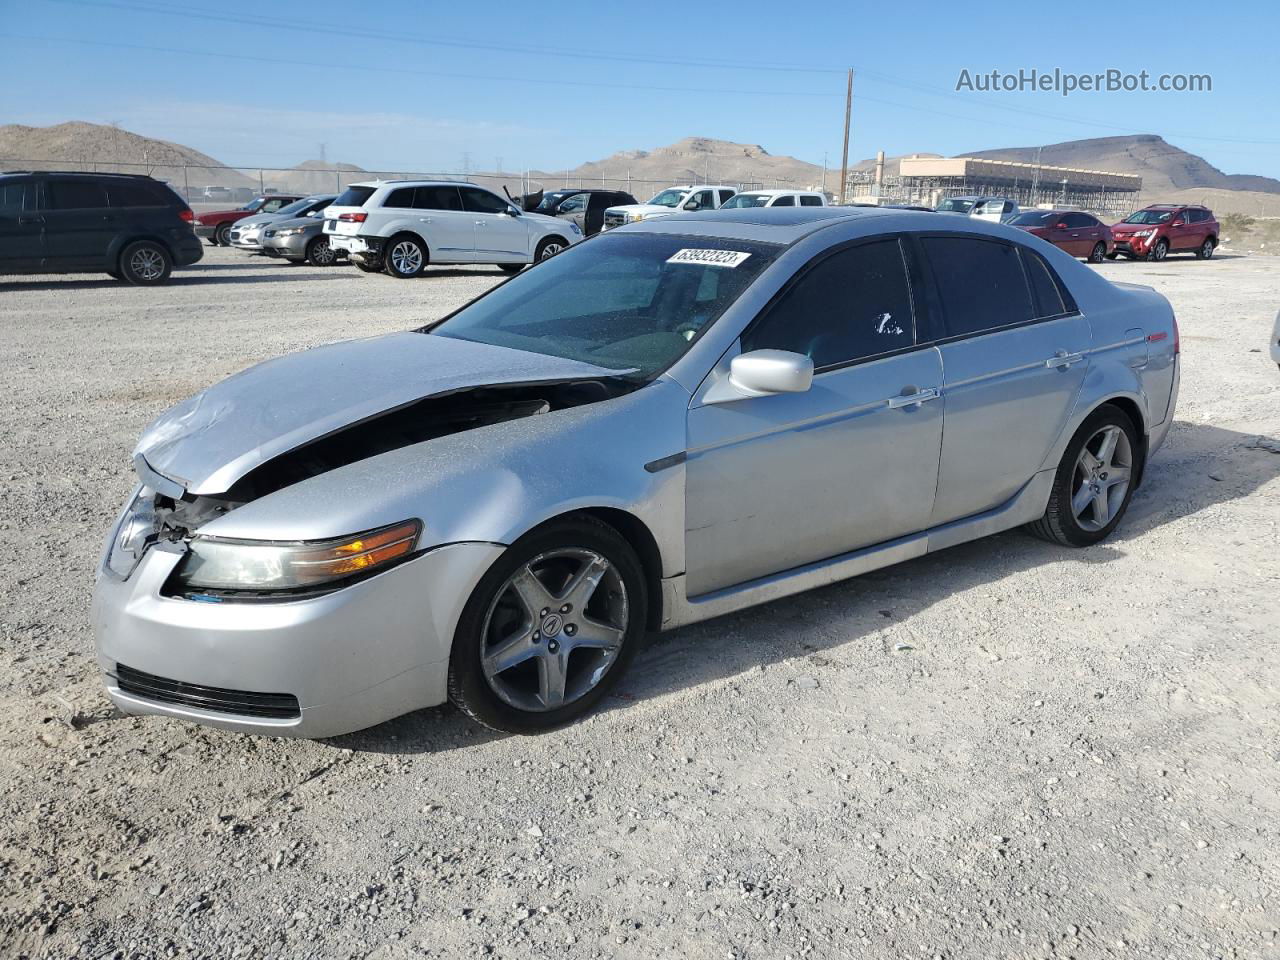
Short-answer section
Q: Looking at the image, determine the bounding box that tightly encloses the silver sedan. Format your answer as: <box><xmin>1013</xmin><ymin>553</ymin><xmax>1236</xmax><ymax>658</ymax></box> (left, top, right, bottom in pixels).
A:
<box><xmin>93</xmin><ymin>207</ymin><xmax>1180</xmax><ymax>737</ymax></box>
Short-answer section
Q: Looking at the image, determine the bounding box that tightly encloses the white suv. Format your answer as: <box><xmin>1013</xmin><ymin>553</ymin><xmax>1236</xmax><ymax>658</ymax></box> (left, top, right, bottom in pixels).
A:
<box><xmin>324</xmin><ymin>180</ymin><xmax>581</xmax><ymax>278</ymax></box>
<box><xmin>602</xmin><ymin>185</ymin><xmax>737</xmax><ymax>230</ymax></box>
<box><xmin>719</xmin><ymin>189</ymin><xmax>827</xmax><ymax>209</ymax></box>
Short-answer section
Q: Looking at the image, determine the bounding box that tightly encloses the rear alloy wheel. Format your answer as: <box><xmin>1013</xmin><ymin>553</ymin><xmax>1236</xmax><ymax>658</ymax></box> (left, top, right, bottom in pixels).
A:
<box><xmin>1147</xmin><ymin>238</ymin><xmax>1168</xmax><ymax>262</ymax></box>
<box><xmin>119</xmin><ymin>241</ymin><xmax>172</xmax><ymax>285</ymax></box>
<box><xmin>1027</xmin><ymin>404</ymin><xmax>1138</xmax><ymax>547</ymax></box>
<box><xmin>534</xmin><ymin>237</ymin><xmax>567</xmax><ymax>261</ymax></box>
<box><xmin>1088</xmin><ymin>241</ymin><xmax>1107</xmax><ymax>263</ymax></box>
<box><xmin>448</xmin><ymin>517</ymin><xmax>647</xmax><ymax>733</ymax></box>
<box><xmin>384</xmin><ymin>235</ymin><xmax>426</xmax><ymax>278</ymax></box>
<box><xmin>215</xmin><ymin>223</ymin><xmax>232</xmax><ymax>247</ymax></box>
<box><xmin>1196</xmin><ymin>237</ymin><xmax>1216</xmax><ymax>260</ymax></box>
<box><xmin>306</xmin><ymin>236</ymin><xmax>337</xmax><ymax>266</ymax></box>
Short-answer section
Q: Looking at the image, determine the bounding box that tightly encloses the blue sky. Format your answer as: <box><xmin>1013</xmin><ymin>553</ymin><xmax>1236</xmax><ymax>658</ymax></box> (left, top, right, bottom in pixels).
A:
<box><xmin>2</xmin><ymin>0</ymin><xmax>1278</xmax><ymax>178</ymax></box>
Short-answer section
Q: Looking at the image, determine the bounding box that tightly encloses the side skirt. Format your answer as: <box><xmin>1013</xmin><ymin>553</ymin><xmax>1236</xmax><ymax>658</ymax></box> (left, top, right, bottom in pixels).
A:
<box><xmin>661</xmin><ymin>469</ymin><xmax>1055</xmax><ymax>631</ymax></box>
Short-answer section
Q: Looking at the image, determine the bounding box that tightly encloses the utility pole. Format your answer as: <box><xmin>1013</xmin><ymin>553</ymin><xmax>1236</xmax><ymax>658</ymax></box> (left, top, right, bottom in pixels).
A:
<box><xmin>838</xmin><ymin>69</ymin><xmax>853</xmax><ymax>205</ymax></box>
<box><xmin>821</xmin><ymin>151</ymin><xmax>828</xmax><ymax>194</ymax></box>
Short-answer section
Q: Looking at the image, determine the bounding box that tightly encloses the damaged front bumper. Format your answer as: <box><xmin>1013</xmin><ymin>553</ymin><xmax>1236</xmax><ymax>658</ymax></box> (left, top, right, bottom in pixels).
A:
<box><xmin>91</xmin><ymin>538</ymin><xmax>505</xmax><ymax>738</ymax></box>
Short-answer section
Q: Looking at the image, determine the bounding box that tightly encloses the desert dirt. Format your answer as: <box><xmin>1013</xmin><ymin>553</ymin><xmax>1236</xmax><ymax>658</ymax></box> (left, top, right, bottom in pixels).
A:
<box><xmin>1</xmin><ymin>246</ymin><xmax>1278</xmax><ymax>959</ymax></box>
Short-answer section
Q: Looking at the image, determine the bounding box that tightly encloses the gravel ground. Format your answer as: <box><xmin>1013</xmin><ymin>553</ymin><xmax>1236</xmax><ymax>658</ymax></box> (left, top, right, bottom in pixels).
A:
<box><xmin>1</xmin><ymin>247</ymin><xmax>1278</xmax><ymax>960</ymax></box>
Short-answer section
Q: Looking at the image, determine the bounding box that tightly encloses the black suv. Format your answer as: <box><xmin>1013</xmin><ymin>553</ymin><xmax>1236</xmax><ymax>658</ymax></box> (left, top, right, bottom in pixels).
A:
<box><xmin>0</xmin><ymin>171</ymin><xmax>203</xmax><ymax>284</ymax></box>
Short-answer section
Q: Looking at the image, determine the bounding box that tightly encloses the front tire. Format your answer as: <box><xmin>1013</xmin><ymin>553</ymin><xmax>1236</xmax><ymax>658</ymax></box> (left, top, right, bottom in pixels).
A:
<box><xmin>215</xmin><ymin>223</ymin><xmax>232</xmax><ymax>247</ymax></box>
<box><xmin>119</xmin><ymin>241</ymin><xmax>172</xmax><ymax>285</ymax></box>
<box><xmin>1195</xmin><ymin>237</ymin><xmax>1216</xmax><ymax>260</ymax></box>
<box><xmin>1088</xmin><ymin>242</ymin><xmax>1106</xmax><ymax>263</ymax></box>
<box><xmin>448</xmin><ymin>516</ymin><xmax>647</xmax><ymax>734</ymax></box>
<box><xmin>383</xmin><ymin>234</ymin><xmax>426</xmax><ymax>278</ymax></box>
<box><xmin>1146</xmin><ymin>238</ymin><xmax>1168</xmax><ymax>262</ymax></box>
<box><xmin>305</xmin><ymin>236</ymin><xmax>338</xmax><ymax>266</ymax></box>
<box><xmin>1027</xmin><ymin>404</ymin><xmax>1139</xmax><ymax>547</ymax></box>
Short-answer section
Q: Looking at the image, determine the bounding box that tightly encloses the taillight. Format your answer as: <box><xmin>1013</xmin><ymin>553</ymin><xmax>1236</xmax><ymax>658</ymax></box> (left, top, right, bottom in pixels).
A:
<box><xmin>338</xmin><ymin>212</ymin><xmax>367</xmax><ymax>223</ymax></box>
<box><xmin>1172</xmin><ymin>313</ymin><xmax>1180</xmax><ymax>355</ymax></box>
<box><xmin>179</xmin><ymin>209</ymin><xmax>194</xmax><ymax>223</ymax></box>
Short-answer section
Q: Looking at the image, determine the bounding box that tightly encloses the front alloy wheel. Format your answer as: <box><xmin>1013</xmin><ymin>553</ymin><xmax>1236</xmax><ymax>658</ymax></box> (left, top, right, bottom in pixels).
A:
<box><xmin>535</xmin><ymin>237</ymin><xmax>566</xmax><ymax>261</ymax></box>
<box><xmin>1147</xmin><ymin>238</ymin><xmax>1168</xmax><ymax>261</ymax></box>
<box><xmin>448</xmin><ymin>517</ymin><xmax>646</xmax><ymax>733</ymax></box>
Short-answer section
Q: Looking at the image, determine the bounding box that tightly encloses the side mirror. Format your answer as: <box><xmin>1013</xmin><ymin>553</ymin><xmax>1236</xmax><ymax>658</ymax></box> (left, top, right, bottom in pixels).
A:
<box><xmin>683</xmin><ymin>200</ymin><xmax>700</xmax><ymax>211</ymax></box>
<box><xmin>1055</xmin><ymin>222</ymin><xmax>1069</xmax><ymax>230</ymax></box>
<box><xmin>506</xmin><ymin>205</ymin><xmax>522</xmax><ymax>217</ymax></box>
<box><xmin>729</xmin><ymin>350</ymin><xmax>814</xmax><ymax>397</ymax></box>
<box><xmin>1171</xmin><ymin>220</ymin><xmax>1184</xmax><ymax>227</ymax></box>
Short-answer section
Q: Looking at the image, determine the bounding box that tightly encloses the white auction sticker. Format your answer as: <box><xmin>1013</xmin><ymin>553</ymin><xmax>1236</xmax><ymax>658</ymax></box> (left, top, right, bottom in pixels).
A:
<box><xmin>666</xmin><ymin>248</ymin><xmax>752</xmax><ymax>268</ymax></box>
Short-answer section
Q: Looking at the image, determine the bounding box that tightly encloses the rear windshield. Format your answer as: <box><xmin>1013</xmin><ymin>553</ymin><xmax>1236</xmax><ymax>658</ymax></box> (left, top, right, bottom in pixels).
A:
<box><xmin>334</xmin><ymin>186</ymin><xmax>376</xmax><ymax>207</ymax></box>
<box><xmin>1010</xmin><ymin>211</ymin><xmax>1058</xmax><ymax>225</ymax></box>
<box><xmin>430</xmin><ymin>233</ymin><xmax>780</xmax><ymax>379</ymax></box>
<box><xmin>936</xmin><ymin>197</ymin><xmax>975</xmax><ymax>213</ymax></box>
<box><xmin>720</xmin><ymin>193</ymin><xmax>772</xmax><ymax>208</ymax></box>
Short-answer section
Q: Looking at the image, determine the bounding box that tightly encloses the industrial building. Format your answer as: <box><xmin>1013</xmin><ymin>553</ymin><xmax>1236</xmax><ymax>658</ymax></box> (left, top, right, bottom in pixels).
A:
<box><xmin>848</xmin><ymin>154</ymin><xmax>1143</xmax><ymax>218</ymax></box>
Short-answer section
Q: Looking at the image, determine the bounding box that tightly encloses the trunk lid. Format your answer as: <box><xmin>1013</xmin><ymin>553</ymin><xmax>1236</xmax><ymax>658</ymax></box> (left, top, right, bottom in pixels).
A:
<box><xmin>134</xmin><ymin>333</ymin><xmax>629</xmax><ymax>496</ymax></box>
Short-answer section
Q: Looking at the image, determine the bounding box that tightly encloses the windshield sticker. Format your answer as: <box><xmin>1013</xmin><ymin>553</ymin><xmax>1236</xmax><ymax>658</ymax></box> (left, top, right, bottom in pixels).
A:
<box><xmin>667</xmin><ymin>249</ymin><xmax>752</xmax><ymax>268</ymax></box>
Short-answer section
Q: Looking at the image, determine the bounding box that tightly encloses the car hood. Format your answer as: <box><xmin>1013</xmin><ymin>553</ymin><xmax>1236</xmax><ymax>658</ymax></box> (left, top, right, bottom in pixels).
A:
<box><xmin>235</xmin><ymin>212</ymin><xmax>286</xmax><ymax>229</ymax></box>
<box><xmin>607</xmin><ymin>204</ymin><xmax>680</xmax><ymax>217</ymax></box>
<box><xmin>263</xmin><ymin>215</ymin><xmax>322</xmax><ymax>232</ymax></box>
<box><xmin>194</xmin><ymin>207</ymin><xmax>252</xmax><ymax>223</ymax></box>
<box><xmin>134</xmin><ymin>333</ymin><xmax>630</xmax><ymax>496</ymax></box>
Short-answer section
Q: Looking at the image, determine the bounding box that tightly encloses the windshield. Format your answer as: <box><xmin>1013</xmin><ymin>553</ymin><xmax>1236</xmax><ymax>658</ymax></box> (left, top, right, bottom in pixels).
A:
<box><xmin>240</xmin><ymin>198</ymin><xmax>265</xmax><ymax>212</ymax></box>
<box><xmin>430</xmin><ymin>233</ymin><xmax>779</xmax><ymax>379</ymax></box>
<box><xmin>275</xmin><ymin>197</ymin><xmax>319</xmax><ymax>217</ymax></box>
<box><xmin>1123</xmin><ymin>209</ymin><xmax>1174</xmax><ymax>224</ymax></box>
<box><xmin>720</xmin><ymin>193</ymin><xmax>771</xmax><ymax>208</ymax></box>
<box><xmin>935</xmin><ymin>197</ymin><xmax>975</xmax><ymax>213</ymax></box>
<box><xmin>647</xmin><ymin>189</ymin><xmax>689</xmax><ymax>208</ymax></box>
<box><xmin>1010</xmin><ymin>211</ymin><xmax>1058</xmax><ymax>225</ymax></box>
<box><xmin>535</xmin><ymin>191</ymin><xmax>574</xmax><ymax>212</ymax></box>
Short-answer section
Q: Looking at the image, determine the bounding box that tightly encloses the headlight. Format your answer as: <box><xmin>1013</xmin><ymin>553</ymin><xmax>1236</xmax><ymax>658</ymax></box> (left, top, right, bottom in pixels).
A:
<box><xmin>105</xmin><ymin>487</ymin><xmax>160</xmax><ymax>579</ymax></box>
<box><xmin>629</xmin><ymin>213</ymin><xmax>644</xmax><ymax>222</ymax></box>
<box><xmin>569</xmin><ymin>222</ymin><xmax>581</xmax><ymax>235</ymax></box>
<box><xmin>1133</xmin><ymin>229</ymin><xmax>1152</xmax><ymax>238</ymax></box>
<box><xmin>276</xmin><ymin>227</ymin><xmax>306</xmax><ymax>237</ymax></box>
<box><xmin>171</xmin><ymin>520</ymin><xmax>421</xmax><ymax>595</ymax></box>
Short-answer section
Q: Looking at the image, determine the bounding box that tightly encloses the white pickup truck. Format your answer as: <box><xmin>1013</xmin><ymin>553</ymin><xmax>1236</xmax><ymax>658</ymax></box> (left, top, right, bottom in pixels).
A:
<box><xmin>603</xmin><ymin>184</ymin><xmax>738</xmax><ymax>229</ymax></box>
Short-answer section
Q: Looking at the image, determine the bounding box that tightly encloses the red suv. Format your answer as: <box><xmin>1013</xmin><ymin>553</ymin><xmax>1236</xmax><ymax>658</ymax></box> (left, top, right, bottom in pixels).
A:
<box><xmin>1110</xmin><ymin>204</ymin><xmax>1218</xmax><ymax>262</ymax></box>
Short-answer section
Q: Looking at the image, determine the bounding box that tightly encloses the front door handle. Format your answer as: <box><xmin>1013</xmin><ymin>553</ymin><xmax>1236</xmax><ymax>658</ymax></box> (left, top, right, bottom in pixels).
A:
<box><xmin>887</xmin><ymin>387</ymin><xmax>940</xmax><ymax>409</ymax></box>
<box><xmin>475</xmin><ymin>220</ymin><xmax>486</xmax><ymax>226</ymax></box>
<box><xmin>1045</xmin><ymin>350</ymin><xmax>1085</xmax><ymax>368</ymax></box>
<box><xmin>418</xmin><ymin>217</ymin><xmax>433</xmax><ymax>223</ymax></box>
<box><xmin>18</xmin><ymin>215</ymin><xmax>44</xmax><ymax>225</ymax></box>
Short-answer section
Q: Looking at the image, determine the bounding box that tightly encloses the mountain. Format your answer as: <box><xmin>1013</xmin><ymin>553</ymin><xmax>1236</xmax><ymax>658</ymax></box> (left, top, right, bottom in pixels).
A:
<box><xmin>278</xmin><ymin>159</ymin><xmax>367</xmax><ymax>195</ymax></box>
<box><xmin>962</xmin><ymin>134</ymin><xmax>1280</xmax><ymax>196</ymax></box>
<box><xmin>529</xmin><ymin>137</ymin><xmax>833</xmax><ymax>193</ymax></box>
<box><xmin>0</xmin><ymin>121</ymin><xmax>254</xmax><ymax>189</ymax></box>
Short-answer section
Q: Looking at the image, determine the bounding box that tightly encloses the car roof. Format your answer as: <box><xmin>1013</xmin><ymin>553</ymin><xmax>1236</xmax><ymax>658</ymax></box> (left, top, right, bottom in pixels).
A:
<box><xmin>623</xmin><ymin>205</ymin><xmax>901</xmax><ymax>243</ymax></box>
<box><xmin>1</xmin><ymin>170</ymin><xmax>159</xmax><ymax>180</ymax></box>
<box><xmin>348</xmin><ymin>179</ymin><xmax>489</xmax><ymax>189</ymax></box>
<box><xmin>737</xmin><ymin>188</ymin><xmax>823</xmax><ymax>196</ymax></box>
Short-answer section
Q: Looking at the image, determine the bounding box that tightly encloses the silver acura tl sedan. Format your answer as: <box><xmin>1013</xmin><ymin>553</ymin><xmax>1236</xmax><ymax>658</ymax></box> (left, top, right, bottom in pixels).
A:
<box><xmin>93</xmin><ymin>207</ymin><xmax>1180</xmax><ymax>737</ymax></box>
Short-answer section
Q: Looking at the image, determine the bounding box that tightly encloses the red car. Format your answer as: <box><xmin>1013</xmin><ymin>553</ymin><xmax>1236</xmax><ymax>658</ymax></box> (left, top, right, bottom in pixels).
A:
<box><xmin>1110</xmin><ymin>204</ymin><xmax>1218</xmax><ymax>262</ymax></box>
<box><xmin>193</xmin><ymin>194</ymin><xmax>304</xmax><ymax>247</ymax></box>
<box><xmin>1009</xmin><ymin>210</ymin><xmax>1114</xmax><ymax>263</ymax></box>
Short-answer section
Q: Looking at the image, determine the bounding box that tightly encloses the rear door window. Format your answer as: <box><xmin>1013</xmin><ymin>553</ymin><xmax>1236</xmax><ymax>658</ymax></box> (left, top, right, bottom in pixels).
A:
<box><xmin>743</xmin><ymin>238</ymin><xmax>915</xmax><ymax>369</ymax></box>
<box><xmin>414</xmin><ymin>186</ymin><xmax>463</xmax><ymax>211</ymax></box>
<box><xmin>799</xmin><ymin>195</ymin><xmax>822</xmax><ymax>206</ymax></box>
<box><xmin>1021</xmin><ymin>249</ymin><xmax>1069</xmax><ymax>318</ymax></box>
<box><xmin>772</xmin><ymin>195</ymin><xmax>796</xmax><ymax>207</ymax></box>
<box><xmin>920</xmin><ymin>236</ymin><xmax>1035</xmax><ymax>337</ymax></box>
<box><xmin>48</xmin><ymin>180</ymin><xmax>110</xmax><ymax>209</ymax></box>
<box><xmin>717</xmin><ymin>189</ymin><xmax>735</xmax><ymax>205</ymax></box>
<box><xmin>0</xmin><ymin>181</ymin><xmax>30</xmax><ymax>215</ymax></box>
<box><xmin>1062</xmin><ymin>213</ymin><xmax>1092</xmax><ymax>228</ymax></box>
<box><xmin>385</xmin><ymin>187</ymin><xmax>416</xmax><ymax>209</ymax></box>
<box><xmin>107</xmin><ymin>181</ymin><xmax>168</xmax><ymax>207</ymax></box>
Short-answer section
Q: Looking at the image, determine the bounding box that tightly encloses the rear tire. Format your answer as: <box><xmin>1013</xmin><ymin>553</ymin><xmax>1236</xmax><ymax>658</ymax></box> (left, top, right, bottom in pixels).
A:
<box><xmin>447</xmin><ymin>516</ymin><xmax>647</xmax><ymax>734</ymax></box>
<box><xmin>118</xmin><ymin>241</ymin><xmax>172</xmax><ymax>285</ymax></box>
<box><xmin>1088</xmin><ymin>242</ymin><xmax>1106</xmax><ymax>263</ymax></box>
<box><xmin>383</xmin><ymin>234</ymin><xmax>426</xmax><ymax>278</ymax></box>
<box><xmin>215</xmin><ymin>223</ymin><xmax>232</xmax><ymax>247</ymax></box>
<box><xmin>534</xmin><ymin>236</ymin><xmax>568</xmax><ymax>262</ymax></box>
<box><xmin>1195</xmin><ymin>237</ymin><xmax>1216</xmax><ymax>260</ymax></box>
<box><xmin>1027</xmin><ymin>404</ymin><xmax>1139</xmax><ymax>547</ymax></box>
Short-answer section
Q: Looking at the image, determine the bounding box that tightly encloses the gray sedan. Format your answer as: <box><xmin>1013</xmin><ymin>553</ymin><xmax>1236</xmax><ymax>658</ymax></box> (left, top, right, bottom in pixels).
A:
<box><xmin>262</xmin><ymin>211</ymin><xmax>342</xmax><ymax>266</ymax></box>
<box><xmin>93</xmin><ymin>207</ymin><xmax>1180</xmax><ymax>738</ymax></box>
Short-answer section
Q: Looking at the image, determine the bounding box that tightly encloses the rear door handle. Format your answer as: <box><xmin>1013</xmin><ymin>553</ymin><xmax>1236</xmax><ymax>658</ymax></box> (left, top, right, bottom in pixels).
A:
<box><xmin>418</xmin><ymin>217</ymin><xmax>433</xmax><ymax>223</ymax></box>
<box><xmin>1045</xmin><ymin>350</ymin><xmax>1085</xmax><ymax>368</ymax></box>
<box><xmin>887</xmin><ymin>387</ymin><xmax>940</xmax><ymax>409</ymax></box>
<box><xmin>18</xmin><ymin>215</ymin><xmax>44</xmax><ymax>225</ymax></box>
<box><xmin>475</xmin><ymin>220</ymin><xmax>486</xmax><ymax>226</ymax></box>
